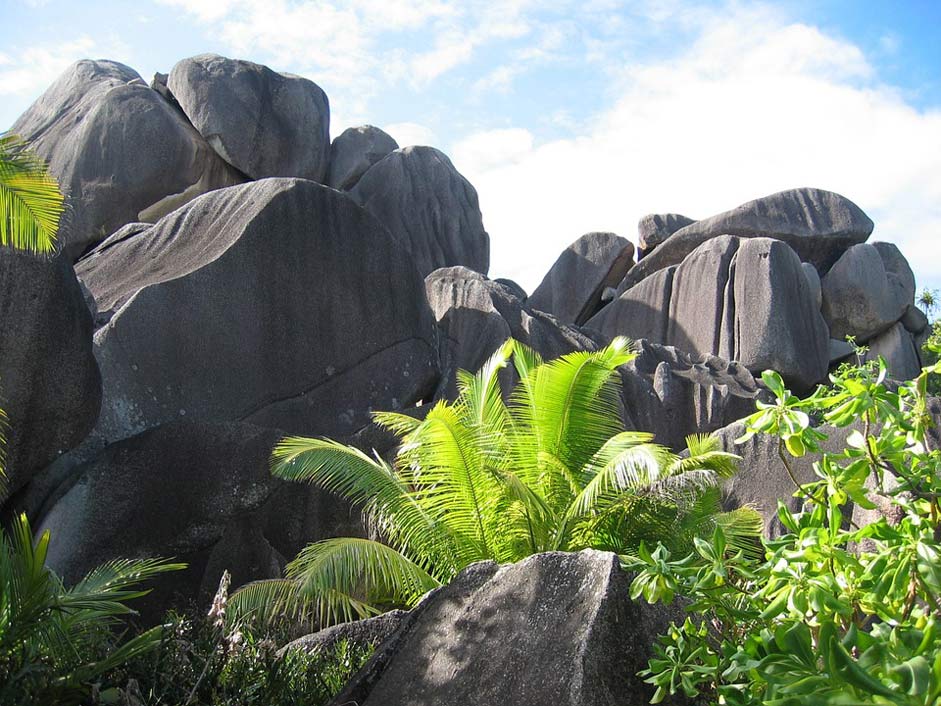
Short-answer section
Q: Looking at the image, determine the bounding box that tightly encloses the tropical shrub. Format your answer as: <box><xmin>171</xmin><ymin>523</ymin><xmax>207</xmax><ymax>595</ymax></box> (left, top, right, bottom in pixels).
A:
<box><xmin>0</xmin><ymin>513</ymin><xmax>183</xmax><ymax>706</ymax></box>
<box><xmin>106</xmin><ymin>576</ymin><xmax>374</xmax><ymax>706</ymax></box>
<box><xmin>232</xmin><ymin>338</ymin><xmax>761</xmax><ymax>627</ymax></box>
<box><xmin>630</xmin><ymin>353</ymin><xmax>941</xmax><ymax>704</ymax></box>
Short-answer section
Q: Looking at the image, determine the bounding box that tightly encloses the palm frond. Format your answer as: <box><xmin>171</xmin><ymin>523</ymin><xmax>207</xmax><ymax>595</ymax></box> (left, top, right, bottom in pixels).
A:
<box><xmin>456</xmin><ymin>338</ymin><xmax>513</xmax><ymax>431</ymax></box>
<box><xmin>286</xmin><ymin>538</ymin><xmax>440</xmax><ymax>625</ymax></box>
<box><xmin>525</xmin><ymin>337</ymin><xmax>634</xmax><ymax>470</ymax></box>
<box><xmin>0</xmin><ymin>406</ymin><xmax>8</xmax><ymax>502</ymax></box>
<box><xmin>372</xmin><ymin>410</ymin><xmax>423</xmax><ymax>437</ymax></box>
<box><xmin>227</xmin><ymin>578</ymin><xmax>316</xmax><ymax>628</ymax></box>
<box><xmin>0</xmin><ymin>133</ymin><xmax>63</xmax><ymax>253</ymax></box>
<box><xmin>272</xmin><ymin>436</ymin><xmax>448</xmax><ymax>567</ymax></box>
<box><xmin>396</xmin><ymin>404</ymin><xmax>501</xmax><ymax>564</ymax></box>
<box><xmin>62</xmin><ymin>557</ymin><xmax>186</xmax><ymax>618</ymax></box>
<box><xmin>670</xmin><ymin>433</ymin><xmax>741</xmax><ymax>478</ymax></box>
<box><xmin>564</xmin><ymin>432</ymin><xmax>673</xmax><ymax>520</ymax></box>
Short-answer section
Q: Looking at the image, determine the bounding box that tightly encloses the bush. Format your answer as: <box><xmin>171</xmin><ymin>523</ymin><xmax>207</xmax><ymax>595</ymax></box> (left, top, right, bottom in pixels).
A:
<box><xmin>0</xmin><ymin>514</ymin><xmax>182</xmax><ymax>706</ymax></box>
<box><xmin>629</xmin><ymin>355</ymin><xmax>941</xmax><ymax>704</ymax></box>
<box><xmin>231</xmin><ymin>338</ymin><xmax>760</xmax><ymax>628</ymax></box>
<box><xmin>104</xmin><ymin>572</ymin><xmax>374</xmax><ymax>706</ymax></box>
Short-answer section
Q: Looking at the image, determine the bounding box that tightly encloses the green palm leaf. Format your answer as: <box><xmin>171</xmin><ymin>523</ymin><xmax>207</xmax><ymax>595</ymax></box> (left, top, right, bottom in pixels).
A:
<box><xmin>272</xmin><ymin>436</ymin><xmax>451</xmax><ymax>569</ymax></box>
<box><xmin>231</xmin><ymin>538</ymin><xmax>442</xmax><ymax>627</ymax></box>
<box><xmin>0</xmin><ymin>133</ymin><xmax>63</xmax><ymax>254</ymax></box>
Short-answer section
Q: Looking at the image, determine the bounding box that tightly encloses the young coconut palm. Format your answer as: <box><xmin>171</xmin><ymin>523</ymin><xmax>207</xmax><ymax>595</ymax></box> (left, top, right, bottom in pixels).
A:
<box><xmin>231</xmin><ymin>338</ymin><xmax>761</xmax><ymax>627</ymax></box>
<box><xmin>0</xmin><ymin>514</ymin><xmax>184</xmax><ymax>705</ymax></box>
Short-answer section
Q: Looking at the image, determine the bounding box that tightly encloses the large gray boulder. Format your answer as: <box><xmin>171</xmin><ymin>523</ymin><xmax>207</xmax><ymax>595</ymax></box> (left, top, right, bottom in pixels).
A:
<box><xmin>863</xmin><ymin>322</ymin><xmax>921</xmax><ymax>381</ymax></box>
<box><xmin>425</xmin><ymin>267</ymin><xmax>594</xmax><ymax>397</ymax></box>
<box><xmin>637</xmin><ymin>213</ymin><xmax>695</xmax><ymax>255</ymax></box>
<box><xmin>619</xmin><ymin>188</ymin><xmax>873</xmax><ymax>292</ymax></box>
<box><xmin>714</xmin><ymin>420</ymin><xmax>846</xmax><ymax>538</ymax></box>
<box><xmin>168</xmin><ymin>54</ymin><xmax>330</xmax><ymax>182</ymax></box>
<box><xmin>351</xmin><ymin>147</ymin><xmax>490</xmax><ymax>277</ymax></box>
<box><xmin>76</xmin><ymin>179</ymin><xmax>439</xmax><ymax>447</ymax></box>
<box><xmin>10</xmin><ymin>59</ymin><xmax>242</xmax><ymax>259</ymax></box>
<box><xmin>331</xmin><ymin>550</ymin><xmax>684</xmax><ymax>706</ymax></box>
<box><xmin>281</xmin><ymin>610</ymin><xmax>408</xmax><ymax>658</ymax></box>
<box><xmin>37</xmin><ymin>421</ymin><xmax>284</xmax><ymax>617</ymax></box>
<box><xmin>617</xmin><ymin>339</ymin><xmax>761</xmax><ymax>451</ymax></box>
<box><xmin>873</xmin><ymin>242</ymin><xmax>916</xmax><ymax>311</ymax></box>
<box><xmin>821</xmin><ymin>243</ymin><xmax>910</xmax><ymax>341</ymax></box>
<box><xmin>0</xmin><ymin>250</ymin><xmax>100</xmax><ymax>500</ymax></box>
<box><xmin>327</xmin><ymin>125</ymin><xmax>399</xmax><ymax>191</ymax></box>
<box><xmin>528</xmin><ymin>232</ymin><xmax>635</xmax><ymax>325</ymax></box>
<box><xmin>590</xmin><ymin>236</ymin><xmax>829</xmax><ymax>391</ymax></box>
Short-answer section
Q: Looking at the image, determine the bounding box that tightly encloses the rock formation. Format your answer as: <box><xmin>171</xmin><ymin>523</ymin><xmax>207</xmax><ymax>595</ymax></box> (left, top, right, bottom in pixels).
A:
<box><xmin>0</xmin><ymin>250</ymin><xmax>101</xmax><ymax>496</ymax></box>
<box><xmin>76</xmin><ymin>178</ymin><xmax>439</xmax><ymax>447</ymax></box>
<box><xmin>351</xmin><ymin>146</ymin><xmax>490</xmax><ymax>277</ymax></box>
<box><xmin>590</xmin><ymin>236</ymin><xmax>829</xmax><ymax>391</ymax></box>
<box><xmin>168</xmin><ymin>54</ymin><xmax>331</xmax><ymax>182</ymax></box>
<box><xmin>620</xmin><ymin>187</ymin><xmax>874</xmax><ymax>292</ymax></box>
<box><xmin>10</xmin><ymin>60</ymin><xmax>243</xmax><ymax>259</ymax></box>
<box><xmin>1</xmin><ymin>53</ymin><xmax>930</xmax><ymax>691</ymax></box>
<box><xmin>330</xmin><ymin>550</ymin><xmax>683</xmax><ymax>706</ymax></box>
<box><xmin>327</xmin><ymin>125</ymin><xmax>399</xmax><ymax>191</ymax></box>
<box><xmin>528</xmin><ymin>231</ymin><xmax>635</xmax><ymax>325</ymax></box>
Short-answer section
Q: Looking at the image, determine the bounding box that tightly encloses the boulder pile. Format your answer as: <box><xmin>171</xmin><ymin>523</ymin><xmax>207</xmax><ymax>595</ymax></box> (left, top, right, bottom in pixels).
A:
<box><xmin>0</xmin><ymin>52</ymin><xmax>928</xmax><ymax>699</ymax></box>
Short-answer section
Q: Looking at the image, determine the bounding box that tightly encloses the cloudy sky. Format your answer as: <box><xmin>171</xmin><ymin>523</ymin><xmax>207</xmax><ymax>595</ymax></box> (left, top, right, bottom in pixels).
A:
<box><xmin>3</xmin><ymin>0</ymin><xmax>939</xmax><ymax>295</ymax></box>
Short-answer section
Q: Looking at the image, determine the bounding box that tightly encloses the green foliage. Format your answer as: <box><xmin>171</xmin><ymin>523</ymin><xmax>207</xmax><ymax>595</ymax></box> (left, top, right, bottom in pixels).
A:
<box><xmin>106</xmin><ymin>610</ymin><xmax>373</xmax><ymax>706</ymax></box>
<box><xmin>232</xmin><ymin>338</ymin><xmax>761</xmax><ymax>628</ymax></box>
<box><xmin>0</xmin><ymin>133</ymin><xmax>63</xmax><ymax>254</ymax></box>
<box><xmin>630</xmin><ymin>356</ymin><xmax>941</xmax><ymax>704</ymax></box>
<box><xmin>921</xmin><ymin>320</ymin><xmax>941</xmax><ymax>397</ymax></box>
<box><xmin>0</xmin><ymin>513</ymin><xmax>183</xmax><ymax>706</ymax></box>
<box><xmin>919</xmin><ymin>289</ymin><xmax>938</xmax><ymax>320</ymax></box>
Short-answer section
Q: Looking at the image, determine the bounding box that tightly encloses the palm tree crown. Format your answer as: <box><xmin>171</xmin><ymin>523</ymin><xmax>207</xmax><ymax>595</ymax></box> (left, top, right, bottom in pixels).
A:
<box><xmin>232</xmin><ymin>338</ymin><xmax>761</xmax><ymax>627</ymax></box>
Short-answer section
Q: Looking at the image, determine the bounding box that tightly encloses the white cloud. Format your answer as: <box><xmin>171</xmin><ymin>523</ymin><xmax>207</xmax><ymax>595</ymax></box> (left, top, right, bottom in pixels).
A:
<box><xmin>383</xmin><ymin>121</ymin><xmax>438</xmax><ymax>148</ymax></box>
<box><xmin>452</xmin><ymin>128</ymin><xmax>534</xmax><ymax>172</ymax></box>
<box><xmin>0</xmin><ymin>36</ymin><xmax>97</xmax><ymax>96</ymax></box>
<box><xmin>449</xmin><ymin>9</ymin><xmax>941</xmax><ymax>295</ymax></box>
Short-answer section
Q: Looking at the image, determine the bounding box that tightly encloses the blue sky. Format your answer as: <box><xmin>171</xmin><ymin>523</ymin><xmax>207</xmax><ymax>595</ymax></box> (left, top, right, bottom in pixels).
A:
<box><xmin>2</xmin><ymin>0</ymin><xmax>940</xmax><ymax>297</ymax></box>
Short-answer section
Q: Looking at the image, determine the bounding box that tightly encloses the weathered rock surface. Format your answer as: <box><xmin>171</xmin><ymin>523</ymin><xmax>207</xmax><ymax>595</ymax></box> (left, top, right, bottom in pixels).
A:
<box><xmin>528</xmin><ymin>232</ymin><xmax>635</xmax><ymax>325</ymax></box>
<box><xmin>168</xmin><ymin>54</ymin><xmax>330</xmax><ymax>182</ymax></box>
<box><xmin>351</xmin><ymin>147</ymin><xmax>490</xmax><ymax>277</ymax></box>
<box><xmin>37</xmin><ymin>421</ymin><xmax>283</xmax><ymax>616</ymax></box>
<box><xmin>619</xmin><ymin>188</ymin><xmax>873</xmax><ymax>292</ymax></box>
<box><xmin>715</xmin><ymin>420</ymin><xmax>847</xmax><ymax>538</ymax></box>
<box><xmin>331</xmin><ymin>550</ymin><xmax>684</xmax><ymax>706</ymax></box>
<box><xmin>822</xmin><ymin>243</ymin><xmax>910</xmax><ymax>341</ymax></box>
<box><xmin>802</xmin><ymin>262</ymin><xmax>822</xmax><ymax>310</ymax></box>
<box><xmin>829</xmin><ymin>338</ymin><xmax>856</xmax><ymax>365</ymax></box>
<box><xmin>901</xmin><ymin>304</ymin><xmax>930</xmax><ymax>338</ymax></box>
<box><xmin>637</xmin><ymin>213</ymin><xmax>695</xmax><ymax>254</ymax></box>
<box><xmin>77</xmin><ymin>178</ymin><xmax>439</xmax><ymax>446</ymax></box>
<box><xmin>618</xmin><ymin>340</ymin><xmax>761</xmax><ymax>451</ymax></box>
<box><xmin>863</xmin><ymin>322</ymin><xmax>921</xmax><ymax>381</ymax></box>
<box><xmin>425</xmin><ymin>267</ymin><xmax>594</xmax><ymax>396</ymax></box>
<box><xmin>327</xmin><ymin>125</ymin><xmax>399</xmax><ymax>191</ymax></box>
<box><xmin>10</xmin><ymin>59</ymin><xmax>243</xmax><ymax>259</ymax></box>
<box><xmin>873</xmin><ymin>242</ymin><xmax>916</xmax><ymax>312</ymax></box>
<box><xmin>281</xmin><ymin>610</ymin><xmax>408</xmax><ymax>658</ymax></box>
<box><xmin>590</xmin><ymin>236</ymin><xmax>829</xmax><ymax>391</ymax></box>
<box><xmin>0</xmin><ymin>250</ymin><xmax>101</xmax><ymax>499</ymax></box>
